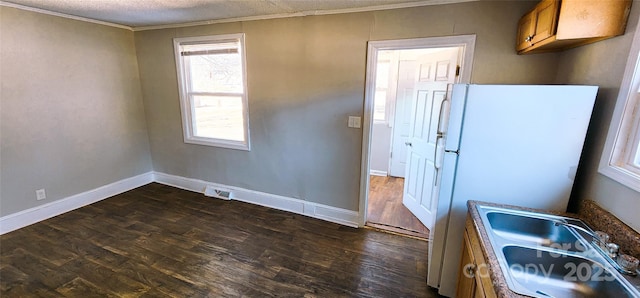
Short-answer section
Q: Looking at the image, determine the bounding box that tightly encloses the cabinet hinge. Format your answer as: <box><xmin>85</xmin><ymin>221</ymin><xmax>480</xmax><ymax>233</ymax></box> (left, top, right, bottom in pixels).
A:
<box><xmin>456</xmin><ymin>65</ymin><xmax>461</xmax><ymax>76</ymax></box>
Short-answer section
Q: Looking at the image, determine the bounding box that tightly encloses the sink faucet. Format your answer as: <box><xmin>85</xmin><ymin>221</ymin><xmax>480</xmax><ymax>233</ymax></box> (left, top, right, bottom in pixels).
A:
<box><xmin>553</xmin><ymin>220</ymin><xmax>636</xmax><ymax>276</ymax></box>
<box><xmin>552</xmin><ymin>220</ymin><xmax>604</xmax><ymax>244</ymax></box>
<box><xmin>552</xmin><ymin>220</ymin><xmax>618</xmax><ymax>255</ymax></box>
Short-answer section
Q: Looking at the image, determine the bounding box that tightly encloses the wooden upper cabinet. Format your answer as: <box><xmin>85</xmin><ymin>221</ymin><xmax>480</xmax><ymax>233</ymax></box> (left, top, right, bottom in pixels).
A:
<box><xmin>516</xmin><ymin>10</ymin><xmax>536</xmax><ymax>51</ymax></box>
<box><xmin>516</xmin><ymin>0</ymin><xmax>632</xmax><ymax>54</ymax></box>
<box><xmin>530</xmin><ymin>0</ymin><xmax>560</xmax><ymax>44</ymax></box>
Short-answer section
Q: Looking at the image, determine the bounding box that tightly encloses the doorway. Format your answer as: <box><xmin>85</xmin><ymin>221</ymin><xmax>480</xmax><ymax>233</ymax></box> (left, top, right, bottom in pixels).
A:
<box><xmin>367</xmin><ymin>48</ymin><xmax>460</xmax><ymax>239</ymax></box>
<box><xmin>359</xmin><ymin>36</ymin><xmax>476</xmax><ymax>241</ymax></box>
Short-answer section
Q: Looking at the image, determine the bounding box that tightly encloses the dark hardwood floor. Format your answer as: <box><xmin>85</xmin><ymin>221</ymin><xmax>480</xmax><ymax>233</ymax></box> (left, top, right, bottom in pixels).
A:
<box><xmin>0</xmin><ymin>183</ymin><xmax>442</xmax><ymax>297</ymax></box>
<box><xmin>367</xmin><ymin>176</ymin><xmax>430</xmax><ymax>239</ymax></box>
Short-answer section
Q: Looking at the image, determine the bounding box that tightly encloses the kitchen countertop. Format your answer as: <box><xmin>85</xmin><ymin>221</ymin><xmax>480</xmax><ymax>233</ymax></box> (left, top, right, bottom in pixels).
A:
<box><xmin>466</xmin><ymin>200</ymin><xmax>640</xmax><ymax>298</ymax></box>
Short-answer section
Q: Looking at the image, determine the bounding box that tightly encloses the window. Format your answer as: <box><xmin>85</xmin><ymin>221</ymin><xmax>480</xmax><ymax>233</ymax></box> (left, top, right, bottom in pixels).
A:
<box><xmin>374</xmin><ymin>60</ymin><xmax>390</xmax><ymax>122</ymax></box>
<box><xmin>173</xmin><ymin>34</ymin><xmax>250</xmax><ymax>150</ymax></box>
<box><xmin>599</xmin><ymin>23</ymin><xmax>640</xmax><ymax>192</ymax></box>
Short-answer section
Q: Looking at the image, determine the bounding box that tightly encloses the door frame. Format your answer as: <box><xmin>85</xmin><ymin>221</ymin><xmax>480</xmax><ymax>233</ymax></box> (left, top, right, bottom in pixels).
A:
<box><xmin>358</xmin><ymin>35</ymin><xmax>476</xmax><ymax>227</ymax></box>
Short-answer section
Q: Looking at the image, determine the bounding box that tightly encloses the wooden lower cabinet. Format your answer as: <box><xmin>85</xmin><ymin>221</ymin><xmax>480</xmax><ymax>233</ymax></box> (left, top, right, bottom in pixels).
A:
<box><xmin>456</xmin><ymin>234</ymin><xmax>476</xmax><ymax>298</ymax></box>
<box><xmin>456</xmin><ymin>215</ymin><xmax>497</xmax><ymax>298</ymax></box>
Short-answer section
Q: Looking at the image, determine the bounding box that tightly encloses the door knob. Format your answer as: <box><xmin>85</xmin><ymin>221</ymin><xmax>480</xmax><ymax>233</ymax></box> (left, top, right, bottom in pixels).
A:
<box><xmin>464</xmin><ymin>264</ymin><xmax>476</xmax><ymax>278</ymax></box>
<box><xmin>405</xmin><ymin>142</ymin><xmax>412</xmax><ymax>147</ymax></box>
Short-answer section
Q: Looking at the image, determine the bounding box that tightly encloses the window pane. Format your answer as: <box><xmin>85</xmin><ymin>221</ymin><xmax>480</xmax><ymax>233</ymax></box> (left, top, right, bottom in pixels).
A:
<box><xmin>175</xmin><ymin>34</ymin><xmax>250</xmax><ymax>150</ymax></box>
<box><xmin>374</xmin><ymin>90</ymin><xmax>387</xmax><ymax>121</ymax></box>
<box><xmin>192</xmin><ymin>95</ymin><xmax>244</xmax><ymax>141</ymax></box>
<box><xmin>189</xmin><ymin>53</ymin><xmax>243</xmax><ymax>93</ymax></box>
<box><xmin>376</xmin><ymin>62</ymin><xmax>390</xmax><ymax>89</ymax></box>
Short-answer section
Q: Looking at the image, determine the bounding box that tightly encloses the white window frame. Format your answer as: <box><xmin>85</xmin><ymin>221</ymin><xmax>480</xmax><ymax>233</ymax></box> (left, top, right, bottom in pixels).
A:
<box><xmin>599</xmin><ymin>21</ymin><xmax>640</xmax><ymax>193</ymax></box>
<box><xmin>173</xmin><ymin>33</ymin><xmax>250</xmax><ymax>151</ymax></box>
<box><xmin>373</xmin><ymin>59</ymin><xmax>391</xmax><ymax>124</ymax></box>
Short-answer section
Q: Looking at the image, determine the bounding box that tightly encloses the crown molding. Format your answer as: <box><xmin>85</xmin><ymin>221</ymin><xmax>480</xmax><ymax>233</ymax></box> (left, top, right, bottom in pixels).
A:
<box><xmin>0</xmin><ymin>0</ymin><xmax>477</xmax><ymax>32</ymax></box>
<box><xmin>133</xmin><ymin>0</ymin><xmax>476</xmax><ymax>31</ymax></box>
<box><xmin>0</xmin><ymin>1</ymin><xmax>132</xmax><ymax>31</ymax></box>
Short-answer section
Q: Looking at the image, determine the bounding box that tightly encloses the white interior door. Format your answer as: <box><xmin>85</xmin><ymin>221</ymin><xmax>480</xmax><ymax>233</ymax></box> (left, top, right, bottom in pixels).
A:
<box><xmin>402</xmin><ymin>48</ymin><xmax>459</xmax><ymax>229</ymax></box>
<box><xmin>389</xmin><ymin>60</ymin><xmax>417</xmax><ymax>177</ymax></box>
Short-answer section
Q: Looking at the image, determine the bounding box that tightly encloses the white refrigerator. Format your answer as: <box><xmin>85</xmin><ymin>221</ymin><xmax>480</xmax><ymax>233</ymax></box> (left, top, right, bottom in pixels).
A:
<box><xmin>427</xmin><ymin>84</ymin><xmax>598</xmax><ymax>297</ymax></box>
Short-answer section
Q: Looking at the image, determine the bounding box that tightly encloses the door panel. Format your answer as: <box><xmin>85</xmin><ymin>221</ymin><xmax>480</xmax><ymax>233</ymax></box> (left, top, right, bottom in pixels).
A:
<box><xmin>406</xmin><ymin>152</ymin><xmax>423</xmax><ymax>200</ymax></box>
<box><xmin>403</xmin><ymin>47</ymin><xmax>459</xmax><ymax>230</ymax></box>
<box><xmin>414</xmin><ymin>90</ymin><xmax>429</xmax><ymax>138</ymax></box>
<box><xmin>389</xmin><ymin>61</ymin><xmax>417</xmax><ymax>177</ymax></box>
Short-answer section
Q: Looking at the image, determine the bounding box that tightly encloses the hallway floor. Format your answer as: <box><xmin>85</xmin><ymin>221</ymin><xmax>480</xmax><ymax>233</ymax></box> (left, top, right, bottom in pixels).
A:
<box><xmin>366</xmin><ymin>175</ymin><xmax>430</xmax><ymax>239</ymax></box>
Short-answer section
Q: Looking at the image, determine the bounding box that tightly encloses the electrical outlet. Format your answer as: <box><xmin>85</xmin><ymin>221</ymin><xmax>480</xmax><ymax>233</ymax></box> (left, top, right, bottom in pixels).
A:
<box><xmin>36</xmin><ymin>189</ymin><xmax>46</xmax><ymax>200</ymax></box>
<box><xmin>348</xmin><ymin>116</ymin><xmax>361</xmax><ymax>128</ymax></box>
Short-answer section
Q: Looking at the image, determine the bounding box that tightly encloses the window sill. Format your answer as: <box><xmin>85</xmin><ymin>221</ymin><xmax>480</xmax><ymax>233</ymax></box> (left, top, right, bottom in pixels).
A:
<box><xmin>599</xmin><ymin>163</ymin><xmax>640</xmax><ymax>193</ymax></box>
<box><xmin>184</xmin><ymin>137</ymin><xmax>250</xmax><ymax>151</ymax></box>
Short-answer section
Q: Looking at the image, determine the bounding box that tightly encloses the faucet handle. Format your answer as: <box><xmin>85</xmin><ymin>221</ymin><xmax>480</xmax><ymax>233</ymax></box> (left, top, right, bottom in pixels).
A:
<box><xmin>606</xmin><ymin>243</ymin><xmax>620</xmax><ymax>259</ymax></box>
<box><xmin>618</xmin><ymin>254</ymin><xmax>639</xmax><ymax>272</ymax></box>
<box><xmin>594</xmin><ymin>231</ymin><xmax>609</xmax><ymax>244</ymax></box>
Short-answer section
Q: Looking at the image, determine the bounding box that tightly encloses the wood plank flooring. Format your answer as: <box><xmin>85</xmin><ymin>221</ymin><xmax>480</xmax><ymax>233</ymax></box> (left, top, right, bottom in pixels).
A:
<box><xmin>0</xmin><ymin>183</ymin><xmax>442</xmax><ymax>297</ymax></box>
<box><xmin>367</xmin><ymin>176</ymin><xmax>430</xmax><ymax>239</ymax></box>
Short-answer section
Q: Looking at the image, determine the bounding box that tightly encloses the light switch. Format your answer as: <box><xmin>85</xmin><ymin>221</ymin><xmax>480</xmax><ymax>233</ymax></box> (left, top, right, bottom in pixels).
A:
<box><xmin>348</xmin><ymin>116</ymin><xmax>361</xmax><ymax>128</ymax></box>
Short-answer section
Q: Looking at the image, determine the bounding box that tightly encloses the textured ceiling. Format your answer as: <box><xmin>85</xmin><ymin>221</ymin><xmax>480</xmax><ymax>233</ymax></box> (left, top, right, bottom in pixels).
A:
<box><xmin>2</xmin><ymin>0</ymin><xmax>470</xmax><ymax>29</ymax></box>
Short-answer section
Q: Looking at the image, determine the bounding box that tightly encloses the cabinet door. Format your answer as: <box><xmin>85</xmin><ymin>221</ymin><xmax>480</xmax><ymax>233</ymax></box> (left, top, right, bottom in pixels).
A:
<box><xmin>516</xmin><ymin>10</ymin><xmax>536</xmax><ymax>51</ymax></box>
<box><xmin>530</xmin><ymin>0</ymin><xmax>560</xmax><ymax>44</ymax></box>
<box><xmin>474</xmin><ymin>283</ymin><xmax>485</xmax><ymax>298</ymax></box>
<box><xmin>456</xmin><ymin>232</ymin><xmax>476</xmax><ymax>298</ymax></box>
<box><xmin>556</xmin><ymin>0</ymin><xmax>632</xmax><ymax>39</ymax></box>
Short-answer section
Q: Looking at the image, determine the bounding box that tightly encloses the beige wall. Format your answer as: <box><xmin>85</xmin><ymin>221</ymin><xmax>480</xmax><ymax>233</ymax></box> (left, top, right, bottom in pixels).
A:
<box><xmin>2</xmin><ymin>0</ymin><xmax>637</xmax><ymax>231</ymax></box>
<box><xmin>135</xmin><ymin>1</ymin><xmax>558</xmax><ymax>211</ymax></box>
<box><xmin>556</xmin><ymin>3</ymin><xmax>640</xmax><ymax>232</ymax></box>
<box><xmin>0</xmin><ymin>7</ymin><xmax>152</xmax><ymax>216</ymax></box>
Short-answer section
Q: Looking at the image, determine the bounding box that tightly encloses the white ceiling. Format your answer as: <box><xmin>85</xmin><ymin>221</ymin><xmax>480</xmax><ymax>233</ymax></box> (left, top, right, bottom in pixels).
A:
<box><xmin>2</xmin><ymin>0</ymin><xmax>473</xmax><ymax>29</ymax></box>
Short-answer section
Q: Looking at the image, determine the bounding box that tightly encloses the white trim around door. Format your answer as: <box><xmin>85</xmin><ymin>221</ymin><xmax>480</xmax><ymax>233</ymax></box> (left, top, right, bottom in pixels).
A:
<box><xmin>358</xmin><ymin>35</ymin><xmax>476</xmax><ymax>227</ymax></box>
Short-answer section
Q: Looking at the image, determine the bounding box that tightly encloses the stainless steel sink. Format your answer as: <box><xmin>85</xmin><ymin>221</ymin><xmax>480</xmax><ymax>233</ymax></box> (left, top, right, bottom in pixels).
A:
<box><xmin>502</xmin><ymin>245</ymin><xmax>633</xmax><ymax>297</ymax></box>
<box><xmin>486</xmin><ymin>211</ymin><xmax>587</xmax><ymax>252</ymax></box>
<box><xmin>475</xmin><ymin>205</ymin><xmax>640</xmax><ymax>298</ymax></box>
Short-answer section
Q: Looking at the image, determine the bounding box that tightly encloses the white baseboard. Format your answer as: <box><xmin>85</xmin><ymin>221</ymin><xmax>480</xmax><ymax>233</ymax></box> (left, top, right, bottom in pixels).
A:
<box><xmin>369</xmin><ymin>170</ymin><xmax>388</xmax><ymax>177</ymax></box>
<box><xmin>154</xmin><ymin>172</ymin><xmax>360</xmax><ymax>227</ymax></box>
<box><xmin>1</xmin><ymin>171</ymin><xmax>360</xmax><ymax>235</ymax></box>
<box><xmin>0</xmin><ymin>172</ymin><xmax>154</xmax><ymax>235</ymax></box>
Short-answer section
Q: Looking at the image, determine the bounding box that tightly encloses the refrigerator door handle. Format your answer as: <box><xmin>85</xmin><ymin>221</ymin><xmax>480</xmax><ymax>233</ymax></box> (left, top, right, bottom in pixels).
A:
<box><xmin>436</xmin><ymin>84</ymin><xmax>453</xmax><ymax>136</ymax></box>
<box><xmin>436</xmin><ymin>101</ymin><xmax>449</xmax><ymax>137</ymax></box>
<box><xmin>434</xmin><ymin>133</ymin><xmax>443</xmax><ymax>186</ymax></box>
<box><xmin>433</xmin><ymin>85</ymin><xmax>453</xmax><ymax>186</ymax></box>
<box><xmin>434</xmin><ymin>133</ymin><xmax>443</xmax><ymax>169</ymax></box>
